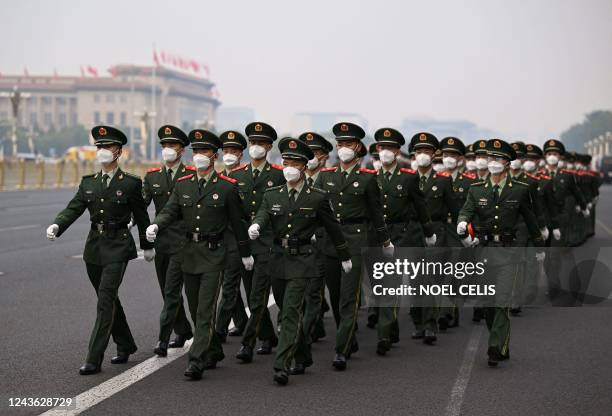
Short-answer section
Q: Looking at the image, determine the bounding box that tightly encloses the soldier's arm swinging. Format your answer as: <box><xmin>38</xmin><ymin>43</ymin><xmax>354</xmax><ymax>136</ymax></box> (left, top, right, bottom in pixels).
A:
<box><xmin>128</xmin><ymin>178</ymin><xmax>154</xmax><ymax>250</ymax></box>
<box><xmin>153</xmin><ymin>188</ymin><xmax>181</xmax><ymax>230</ymax></box>
<box><xmin>53</xmin><ymin>184</ymin><xmax>88</xmax><ymax>237</ymax></box>
<box><xmin>365</xmin><ymin>175</ymin><xmax>391</xmax><ymax>246</ymax></box>
<box><xmin>227</xmin><ymin>185</ymin><xmax>251</xmax><ymax>258</ymax></box>
<box><xmin>316</xmin><ymin>195</ymin><xmax>350</xmax><ymax>261</ymax></box>
<box><xmin>519</xmin><ymin>190</ymin><xmax>545</xmax><ymax>247</ymax></box>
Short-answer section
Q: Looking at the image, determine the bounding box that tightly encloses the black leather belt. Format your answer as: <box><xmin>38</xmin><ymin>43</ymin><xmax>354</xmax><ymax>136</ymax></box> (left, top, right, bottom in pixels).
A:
<box><xmin>384</xmin><ymin>218</ymin><xmax>406</xmax><ymax>225</ymax></box>
<box><xmin>338</xmin><ymin>217</ymin><xmax>366</xmax><ymax>225</ymax></box>
<box><xmin>91</xmin><ymin>222</ymin><xmax>129</xmax><ymax>232</ymax></box>
<box><xmin>185</xmin><ymin>232</ymin><xmax>224</xmax><ymax>243</ymax></box>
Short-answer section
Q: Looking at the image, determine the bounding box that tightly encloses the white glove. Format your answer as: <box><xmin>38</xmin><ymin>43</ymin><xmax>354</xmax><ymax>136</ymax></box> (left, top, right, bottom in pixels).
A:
<box><xmin>146</xmin><ymin>224</ymin><xmax>158</xmax><ymax>242</ymax></box>
<box><xmin>461</xmin><ymin>235</ymin><xmax>479</xmax><ymax>248</ymax></box>
<box><xmin>582</xmin><ymin>208</ymin><xmax>590</xmax><ymax>218</ymax></box>
<box><xmin>143</xmin><ymin>248</ymin><xmax>155</xmax><ymax>262</ymax></box>
<box><xmin>127</xmin><ymin>219</ymin><xmax>134</xmax><ymax>230</ymax></box>
<box><xmin>424</xmin><ymin>233</ymin><xmax>437</xmax><ymax>247</ymax></box>
<box><xmin>575</xmin><ymin>205</ymin><xmax>581</xmax><ymax>213</ymax></box>
<box><xmin>382</xmin><ymin>241</ymin><xmax>395</xmax><ymax>258</ymax></box>
<box><xmin>241</xmin><ymin>255</ymin><xmax>254</xmax><ymax>271</ymax></box>
<box><xmin>46</xmin><ymin>224</ymin><xmax>59</xmax><ymax>241</ymax></box>
<box><xmin>341</xmin><ymin>259</ymin><xmax>353</xmax><ymax>273</ymax></box>
<box><xmin>535</xmin><ymin>252</ymin><xmax>546</xmax><ymax>262</ymax></box>
<box><xmin>310</xmin><ymin>234</ymin><xmax>317</xmax><ymax>244</ymax></box>
<box><xmin>457</xmin><ymin>221</ymin><xmax>467</xmax><ymax>235</ymax></box>
<box><xmin>552</xmin><ymin>228</ymin><xmax>561</xmax><ymax>240</ymax></box>
<box><xmin>540</xmin><ymin>227</ymin><xmax>549</xmax><ymax>241</ymax></box>
<box><xmin>248</xmin><ymin>224</ymin><xmax>260</xmax><ymax>240</ymax></box>
<box><xmin>587</xmin><ymin>202</ymin><xmax>593</xmax><ymax>210</ymax></box>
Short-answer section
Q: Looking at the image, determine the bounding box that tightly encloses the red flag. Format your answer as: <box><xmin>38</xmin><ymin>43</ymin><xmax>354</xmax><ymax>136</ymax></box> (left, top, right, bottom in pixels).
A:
<box><xmin>87</xmin><ymin>66</ymin><xmax>98</xmax><ymax>77</ymax></box>
<box><xmin>153</xmin><ymin>49</ymin><xmax>160</xmax><ymax>66</ymax></box>
<box><xmin>108</xmin><ymin>66</ymin><xmax>118</xmax><ymax>78</ymax></box>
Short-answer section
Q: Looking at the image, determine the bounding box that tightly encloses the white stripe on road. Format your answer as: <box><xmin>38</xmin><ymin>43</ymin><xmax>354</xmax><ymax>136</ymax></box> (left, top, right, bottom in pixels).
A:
<box><xmin>444</xmin><ymin>325</ymin><xmax>485</xmax><ymax>416</ymax></box>
<box><xmin>0</xmin><ymin>224</ymin><xmax>40</xmax><ymax>232</ymax></box>
<box><xmin>596</xmin><ymin>219</ymin><xmax>612</xmax><ymax>237</ymax></box>
<box><xmin>40</xmin><ymin>294</ymin><xmax>277</xmax><ymax>416</ymax></box>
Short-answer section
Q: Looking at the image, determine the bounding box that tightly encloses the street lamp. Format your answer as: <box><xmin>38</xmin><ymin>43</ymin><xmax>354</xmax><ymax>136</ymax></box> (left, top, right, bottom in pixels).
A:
<box><xmin>0</xmin><ymin>85</ymin><xmax>31</xmax><ymax>159</ymax></box>
<box><xmin>134</xmin><ymin>109</ymin><xmax>156</xmax><ymax>161</ymax></box>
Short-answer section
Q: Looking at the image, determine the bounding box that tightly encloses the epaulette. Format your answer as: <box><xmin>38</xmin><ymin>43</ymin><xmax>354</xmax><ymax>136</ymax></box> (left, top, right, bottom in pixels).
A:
<box><xmin>185</xmin><ymin>165</ymin><xmax>197</xmax><ymax>172</ymax></box>
<box><xmin>512</xmin><ymin>179</ymin><xmax>529</xmax><ymax>187</ymax></box>
<box><xmin>177</xmin><ymin>174</ymin><xmax>194</xmax><ymax>182</ymax></box>
<box><xmin>82</xmin><ymin>173</ymin><xmax>96</xmax><ymax>178</ymax></box>
<box><xmin>231</xmin><ymin>163</ymin><xmax>248</xmax><ymax>172</ymax></box>
<box><xmin>321</xmin><ymin>167</ymin><xmax>337</xmax><ymax>172</ymax></box>
<box><xmin>525</xmin><ymin>172</ymin><xmax>540</xmax><ymax>181</ymax></box>
<box><xmin>310</xmin><ymin>186</ymin><xmax>326</xmax><ymax>194</ymax></box>
<box><xmin>435</xmin><ymin>171</ymin><xmax>451</xmax><ymax>178</ymax></box>
<box><xmin>471</xmin><ymin>181</ymin><xmax>485</xmax><ymax>187</ymax></box>
<box><xmin>264</xmin><ymin>184</ymin><xmax>284</xmax><ymax>193</ymax></box>
<box><xmin>122</xmin><ymin>171</ymin><xmax>141</xmax><ymax>180</ymax></box>
<box><xmin>539</xmin><ymin>174</ymin><xmax>551</xmax><ymax>180</ymax></box>
<box><xmin>271</xmin><ymin>163</ymin><xmax>283</xmax><ymax>170</ymax></box>
<box><xmin>461</xmin><ymin>171</ymin><xmax>477</xmax><ymax>180</ymax></box>
<box><xmin>359</xmin><ymin>167</ymin><xmax>377</xmax><ymax>174</ymax></box>
<box><xmin>146</xmin><ymin>167</ymin><xmax>162</xmax><ymax>174</ymax></box>
<box><xmin>560</xmin><ymin>169</ymin><xmax>575</xmax><ymax>175</ymax></box>
<box><xmin>218</xmin><ymin>174</ymin><xmax>237</xmax><ymax>184</ymax></box>
<box><xmin>400</xmin><ymin>168</ymin><xmax>417</xmax><ymax>174</ymax></box>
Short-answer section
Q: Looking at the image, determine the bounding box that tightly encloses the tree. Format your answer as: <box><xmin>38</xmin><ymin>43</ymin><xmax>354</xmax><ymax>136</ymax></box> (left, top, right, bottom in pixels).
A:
<box><xmin>560</xmin><ymin>110</ymin><xmax>612</xmax><ymax>152</ymax></box>
<box><xmin>33</xmin><ymin>125</ymin><xmax>90</xmax><ymax>157</ymax></box>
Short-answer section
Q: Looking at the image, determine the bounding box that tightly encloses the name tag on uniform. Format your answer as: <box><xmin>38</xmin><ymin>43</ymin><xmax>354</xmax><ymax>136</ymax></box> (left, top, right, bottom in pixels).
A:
<box><xmin>299</xmin><ymin>207</ymin><xmax>313</xmax><ymax>211</ymax></box>
<box><xmin>478</xmin><ymin>198</ymin><xmax>488</xmax><ymax>206</ymax></box>
<box><xmin>507</xmin><ymin>199</ymin><xmax>518</xmax><ymax>203</ymax></box>
<box><xmin>153</xmin><ymin>184</ymin><xmax>161</xmax><ymax>188</ymax></box>
<box><xmin>272</xmin><ymin>204</ymin><xmax>282</xmax><ymax>212</ymax></box>
<box><xmin>326</xmin><ymin>182</ymin><xmax>335</xmax><ymax>186</ymax></box>
<box><xmin>182</xmin><ymin>194</ymin><xmax>190</xmax><ymax>199</ymax></box>
<box><xmin>85</xmin><ymin>190</ymin><xmax>93</xmax><ymax>194</ymax></box>
<box><xmin>238</xmin><ymin>182</ymin><xmax>245</xmax><ymax>186</ymax></box>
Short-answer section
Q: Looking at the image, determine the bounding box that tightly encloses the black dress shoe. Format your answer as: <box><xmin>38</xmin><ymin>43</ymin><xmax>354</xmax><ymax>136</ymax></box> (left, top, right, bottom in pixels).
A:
<box><xmin>236</xmin><ymin>345</ymin><xmax>253</xmax><ymax>363</ymax></box>
<box><xmin>184</xmin><ymin>364</ymin><xmax>203</xmax><ymax>380</ymax></box>
<box><xmin>391</xmin><ymin>334</ymin><xmax>400</xmax><ymax>344</ymax></box>
<box><xmin>367</xmin><ymin>313</ymin><xmax>378</xmax><ymax>329</ymax></box>
<box><xmin>256</xmin><ymin>338</ymin><xmax>278</xmax><ymax>355</ymax></box>
<box><xmin>412</xmin><ymin>330</ymin><xmax>425</xmax><ymax>339</ymax></box>
<box><xmin>79</xmin><ymin>363</ymin><xmax>101</xmax><ymax>375</ymax></box>
<box><xmin>376</xmin><ymin>339</ymin><xmax>391</xmax><ymax>356</ymax></box>
<box><xmin>204</xmin><ymin>353</ymin><xmax>225</xmax><ymax>369</ymax></box>
<box><xmin>423</xmin><ymin>329</ymin><xmax>437</xmax><ymax>345</ymax></box>
<box><xmin>332</xmin><ymin>353</ymin><xmax>347</xmax><ymax>371</ymax></box>
<box><xmin>154</xmin><ymin>341</ymin><xmax>168</xmax><ymax>357</ymax></box>
<box><xmin>217</xmin><ymin>331</ymin><xmax>227</xmax><ymax>344</ymax></box>
<box><xmin>111</xmin><ymin>353</ymin><xmax>131</xmax><ymax>364</ymax></box>
<box><xmin>289</xmin><ymin>363</ymin><xmax>306</xmax><ymax>375</ymax></box>
<box><xmin>228</xmin><ymin>327</ymin><xmax>243</xmax><ymax>337</ymax></box>
<box><xmin>169</xmin><ymin>332</ymin><xmax>193</xmax><ymax>348</ymax></box>
<box><xmin>438</xmin><ymin>316</ymin><xmax>449</xmax><ymax>331</ymax></box>
<box><xmin>487</xmin><ymin>346</ymin><xmax>503</xmax><ymax>367</ymax></box>
<box><xmin>273</xmin><ymin>369</ymin><xmax>289</xmax><ymax>385</ymax></box>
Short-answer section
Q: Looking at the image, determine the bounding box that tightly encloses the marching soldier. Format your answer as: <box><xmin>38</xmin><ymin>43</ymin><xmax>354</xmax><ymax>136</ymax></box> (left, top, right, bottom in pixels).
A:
<box><xmin>146</xmin><ymin>129</ymin><xmax>254</xmax><ymax>380</ymax></box>
<box><xmin>474</xmin><ymin>139</ymin><xmax>490</xmax><ymax>180</ymax></box>
<box><xmin>216</xmin><ymin>131</ymin><xmax>250</xmax><ymax>341</ymax></box>
<box><xmin>248</xmin><ymin>137</ymin><xmax>352</xmax><ymax>385</ymax></box>
<box><xmin>315</xmin><ymin>122</ymin><xmax>393</xmax><ymax>370</ymax></box>
<box><xmin>233</xmin><ymin>122</ymin><xmax>285</xmax><ymax>363</ymax></box>
<box><xmin>373</xmin><ymin>128</ymin><xmax>436</xmax><ymax>355</ymax></box>
<box><xmin>368</xmin><ymin>142</ymin><xmax>382</xmax><ymax>171</ymax></box>
<box><xmin>143</xmin><ymin>125</ymin><xmax>194</xmax><ymax>357</ymax></box>
<box><xmin>457</xmin><ymin>139</ymin><xmax>545</xmax><ymax>367</ymax></box>
<box><xmin>464</xmin><ymin>144</ymin><xmax>477</xmax><ymax>173</ymax></box>
<box><xmin>46</xmin><ymin>125</ymin><xmax>154</xmax><ymax>375</ymax></box>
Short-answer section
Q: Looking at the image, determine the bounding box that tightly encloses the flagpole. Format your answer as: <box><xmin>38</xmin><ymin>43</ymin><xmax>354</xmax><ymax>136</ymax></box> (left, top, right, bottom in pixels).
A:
<box><xmin>150</xmin><ymin>43</ymin><xmax>157</xmax><ymax>161</ymax></box>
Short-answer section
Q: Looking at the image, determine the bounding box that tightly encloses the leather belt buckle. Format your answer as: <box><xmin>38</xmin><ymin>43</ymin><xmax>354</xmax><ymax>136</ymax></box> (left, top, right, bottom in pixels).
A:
<box><xmin>280</xmin><ymin>238</ymin><xmax>289</xmax><ymax>248</ymax></box>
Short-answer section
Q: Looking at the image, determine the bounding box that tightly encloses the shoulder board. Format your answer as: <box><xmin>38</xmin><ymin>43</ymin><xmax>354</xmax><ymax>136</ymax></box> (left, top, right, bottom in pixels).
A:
<box><xmin>461</xmin><ymin>171</ymin><xmax>477</xmax><ymax>180</ymax></box>
<box><xmin>231</xmin><ymin>163</ymin><xmax>248</xmax><ymax>172</ymax></box>
<box><xmin>512</xmin><ymin>179</ymin><xmax>529</xmax><ymax>187</ymax></box>
<box><xmin>435</xmin><ymin>171</ymin><xmax>451</xmax><ymax>178</ymax></box>
<box><xmin>185</xmin><ymin>165</ymin><xmax>197</xmax><ymax>172</ymax></box>
<box><xmin>271</xmin><ymin>163</ymin><xmax>283</xmax><ymax>170</ymax></box>
<box><xmin>218</xmin><ymin>174</ymin><xmax>237</xmax><ymax>184</ymax></box>
<box><xmin>471</xmin><ymin>181</ymin><xmax>485</xmax><ymax>187</ymax></box>
<box><xmin>400</xmin><ymin>168</ymin><xmax>417</xmax><ymax>174</ymax></box>
<box><xmin>560</xmin><ymin>169</ymin><xmax>575</xmax><ymax>175</ymax></box>
<box><xmin>525</xmin><ymin>172</ymin><xmax>540</xmax><ymax>180</ymax></box>
<box><xmin>359</xmin><ymin>167</ymin><xmax>377</xmax><ymax>174</ymax></box>
<box><xmin>537</xmin><ymin>168</ymin><xmax>546</xmax><ymax>175</ymax></box>
<box><xmin>146</xmin><ymin>167</ymin><xmax>162</xmax><ymax>174</ymax></box>
<box><xmin>122</xmin><ymin>171</ymin><xmax>141</xmax><ymax>180</ymax></box>
<box><xmin>264</xmin><ymin>184</ymin><xmax>284</xmax><ymax>193</ymax></box>
<box><xmin>310</xmin><ymin>186</ymin><xmax>327</xmax><ymax>194</ymax></box>
<box><xmin>177</xmin><ymin>174</ymin><xmax>194</xmax><ymax>182</ymax></box>
<box><xmin>539</xmin><ymin>174</ymin><xmax>551</xmax><ymax>180</ymax></box>
<box><xmin>321</xmin><ymin>166</ymin><xmax>337</xmax><ymax>172</ymax></box>
<box><xmin>82</xmin><ymin>173</ymin><xmax>96</xmax><ymax>179</ymax></box>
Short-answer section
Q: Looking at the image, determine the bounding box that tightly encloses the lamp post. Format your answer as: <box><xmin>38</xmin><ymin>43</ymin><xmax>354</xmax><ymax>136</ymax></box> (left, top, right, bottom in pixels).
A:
<box><xmin>0</xmin><ymin>85</ymin><xmax>31</xmax><ymax>159</ymax></box>
<box><xmin>134</xmin><ymin>109</ymin><xmax>156</xmax><ymax>161</ymax></box>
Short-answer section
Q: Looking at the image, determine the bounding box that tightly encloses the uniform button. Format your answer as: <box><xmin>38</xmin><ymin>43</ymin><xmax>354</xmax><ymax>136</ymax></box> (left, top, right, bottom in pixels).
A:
<box><xmin>196</xmin><ymin>216</ymin><xmax>200</xmax><ymax>219</ymax></box>
<box><xmin>357</xmin><ymin>229</ymin><xmax>361</xmax><ymax>233</ymax></box>
<box><xmin>337</xmin><ymin>213</ymin><xmax>341</xmax><ymax>217</ymax></box>
<box><xmin>251</xmin><ymin>211</ymin><xmax>255</xmax><ymax>216</ymax></box>
<box><xmin>493</xmin><ymin>225</ymin><xmax>498</xmax><ymax>229</ymax></box>
<box><xmin>287</xmin><ymin>224</ymin><xmax>292</xmax><ymax>228</ymax></box>
<box><xmin>339</xmin><ymin>192</ymin><xmax>343</xmax><ymax>196</ymax></box>
<box><xmin>286</xmin><ymin>234</ymin><xmax>290</xmax><ymax>238</ymax></box>
<box><xmin>384</xmin><ymin>195</ymin><xmax>388</xmax><ymax>199</ymax></box>
<box><xmin>252</xmin><ymin>201</ymin><xmax>256</xmax><ymax>205</ymax></box>
<box><xmin>252</xmin><ymin>190</ymin><xmax>257</xmax><ymax>194</ymax></box>
<box><xmin>495</xmin><ymin>205</ymin><xmax>499</xmax><ymax>209</ymax></box>
<box><xmin>494</xmin><ymin>215</ymin><xmax>498</xmax><ymax>219</ymax></box>
<box><xmin>167</xmin><ymin>191</ymin><xmax>171</xmax><ymax>195</ymax></box>
<box><xmin>383</xmin><ymin>204</ymin><xmax>387</xmax><ymax>208</ymax></box>
<box><xmin>196</xmin><ymin>227</ymin><xmax>200</xmax><ymax>231</ymax></box>
<box><xmin>197</xmin><ymin>204</ymin><xmax>201</xmax><ymax>208</ymax></box>
<box><xmin>383</xmin><ymin>214</ymin><xmax>387</xmax><ymax>218</ymax></box>
<box><xmin>338</xmin><ymin>203</ymin><xmax>342</xmax><ymax>207</ymax></box>
<box><xmin>100</xmin><ymin>209</ymin><xmax>104</xmax><ymax>213</ymax></box>
<box><xmin>288</xmin><ymin>213</ymin><xmax>292</xmax><ymax>217</ymax></box>
<box><xmin>100</xmin><ymin>198</ymin><xmax>104</xmax><ymax>202</ymax></box>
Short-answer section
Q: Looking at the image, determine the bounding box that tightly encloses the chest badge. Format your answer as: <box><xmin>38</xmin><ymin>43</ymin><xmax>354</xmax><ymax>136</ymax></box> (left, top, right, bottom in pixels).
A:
<box><xmin>85</xmin><ymin>190</ymin><xmax>93</xmax><ymax>194</ymax></box>
<box><xmin>397</xmin><ymin>184</ymin><xmax>403</xmax><ymax>190</ymax></box>
<box><xmin>267</xmin><ymin>180</ymin><xmax>274</xmax><ymax>187</ymax></box>
<box><xmin>432</xmin><ymin>185</ymin><xmax>438</xmax><ymax>191</ymax></box>
<box><xmin>153</xmin><ymin>183</ymin><xmax>161</xmax><ymax>188</ymax></box>
<box><xmin>116</xmin><ymin>190</ymin><xmax>123</xmax><ymax>196</ymax></box>
<box><xmin>459</xmin><ymin>187</ymin><xmax>464</xmax><ymax>192</ymax></box>
<box><xmin>212</xmin><ymin>193</ymin><xmax>219</xmax><ymax>200</ymax></box>
<box><xmin>353</xmin><ymin>181</ymin><xmax>359</xmax><ymax>187</ymax></box>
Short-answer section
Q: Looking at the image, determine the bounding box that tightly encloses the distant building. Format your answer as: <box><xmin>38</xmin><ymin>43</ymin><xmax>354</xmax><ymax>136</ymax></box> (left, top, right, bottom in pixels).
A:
<box><xmin>400</xmin><ymin>117</ymin><xmax>499</xmax><ymax>142</ymax></box>
<box><xmin>216</xmin><ymin>106</ymin><xmax>255</xmax><ymax>132</ymax></box>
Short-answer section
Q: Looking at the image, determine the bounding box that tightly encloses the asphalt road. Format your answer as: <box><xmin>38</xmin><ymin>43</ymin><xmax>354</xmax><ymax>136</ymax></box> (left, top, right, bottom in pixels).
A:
<box><xmin>1</xmin><ymin>186</ymin><xmax>612</xmax><ymax>416</ymax></box>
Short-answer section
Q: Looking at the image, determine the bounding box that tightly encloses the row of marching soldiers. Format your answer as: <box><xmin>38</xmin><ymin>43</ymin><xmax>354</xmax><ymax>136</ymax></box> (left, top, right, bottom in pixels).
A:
<box><xmin>46</xmin><ymin>122</ymin><xmax>601</xmax><ymax>384</ymax></box>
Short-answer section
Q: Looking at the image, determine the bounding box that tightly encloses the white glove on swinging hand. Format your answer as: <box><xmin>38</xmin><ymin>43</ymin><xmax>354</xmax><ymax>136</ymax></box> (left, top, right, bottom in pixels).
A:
<box><xmin>457</xmin><ymin>221</ymin><xmax>467</xmax><ymax>235</ymax></box>
<box><xmin>242</xmin><ymin>255</ymin><xmax>255</xmax><ymax>271</ymax></box>
<box><xmin>587</xmin><ymin>202</ymin><xmax>593</xmax><ymax>210</ymax></box>
<box><xmin>248</xmin><ymin>224</ymin><xmax>260</xmax><ymax>240</ymax></box>
<box><xmin>310</xmin><ymin>234</ymin><xmax>317</xmax><ymax>244</ymax></box>
<box><xmin>582</xmin><ymin>208</ymin><xmax>590</xmax><ymax>218</ymax></box>
<box><xmin>535</xmin><ymin>252</ymin><xmax>546</xmax><ymax>262</ymax></box>
<box><xmin>575</xmin><ymin>205</ymin><xmax>581</xmax><ymax>213</ymax></box>
<box><xmin>341</xmin><ymin>259</ymin><xmax>353</xmax><ymax>273</ymax></box>
<box><xmin>540</xmin><ymin>227</ymin><xmax>549</xmax><ymax>241</ymax></box>
<box><xmin>382</xmin><ymin>241</ymin><xmax>394</xmax><ymax>258</ymax></box>
<box><xmin>143</xmin><ymin>248</ymin><xmax>155</xmax><ymax>262</ymax></box>
<box><xmin>552</xmin><ymin>228</ymin><xmax>561</xmax><ymax>240</ymax></box>
<box><xmin>46</xmin><ymin>224</ymin><xmax>59</xmax><ymax>241</ymax></box>
<box><xmin>424</xmin><ymin>233</ymin><xmax>437</xmax><ymax>247</ymax></box>
<box><xmin>127</xmin><ymin>219</ymin><xmax>134</xmax><ymax>231</ymax></box>
<box><xmin>146</xmin><ymin>224</ymin><xmax>158</xmax><ymax>242</ymax></box>
<box><xmin>461</xmin><ymin>235</ymin><xmax>479</xmax><ymax>248</ymax></box>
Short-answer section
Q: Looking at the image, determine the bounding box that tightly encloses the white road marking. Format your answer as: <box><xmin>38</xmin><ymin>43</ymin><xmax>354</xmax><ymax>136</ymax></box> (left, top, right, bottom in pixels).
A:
<box><xmin>41</xmin><ymin>294</ymin><xmax>277</xmax><ymax>415</ymax></box>
<box><xmin>596</xmin><ymin>219</ymin><xmax>612</xmax><ymax>237</ymax></box>
<box><xmin>444</xmin><ymin>325</ymin><xmax>485</xmax><ymax>416</ymax></box>
<box><xmin>0</xmin><ymin>224</ymin><xmax>40</xmax><ymax>232</ymax></box>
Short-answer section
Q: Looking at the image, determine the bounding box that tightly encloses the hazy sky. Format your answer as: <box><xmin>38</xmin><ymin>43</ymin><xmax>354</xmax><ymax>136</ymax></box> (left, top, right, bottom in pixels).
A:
<box><xmin>3</xmin><ymin>0</ymin><xmax>612</xmax><ymax>143</ymax></box>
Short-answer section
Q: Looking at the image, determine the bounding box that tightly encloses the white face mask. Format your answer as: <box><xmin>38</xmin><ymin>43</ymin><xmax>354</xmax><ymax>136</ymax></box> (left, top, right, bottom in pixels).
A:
<box><xmin>475</xmin><ymin>157</ymin><xmax>488</xmax><ymax>170</ymax></box>
<box><xmin>283</xmin><ymin>166</ymin><xmax>302</xmax><ymax>183</ymax></box>
<box><xmin>379</xmin><ymin>149</ymin><xmax>396</xmax><ymax>165</ymax></box>
<box><xmin>410</xmin><ymin>160</ymin><xmax>419</xmax><ymax>170</ymax></box>
<box><xmin>307</xmin><ymin>157</ymin><xmax>320</xmax><ymax>170</ymax></box>
<box><xmin>193</xmin><ymin>154</ymin><xmax>211</xmax><ymax>170</ymax></box>
<box><xmin>565</xmin><ymin>163</ymin><xmax>574</xmax><ymax>170</ymax></box>
<box><xmin>442</xmin><ymin>156</ymin><xmax>457</xmax><ymax>170</ymax></box>
<box><xmin>510</xmin><ymin>159</ymin><xmax>522</xmax><ymax>170</ymax></box>
<box><xmin>522</xmin><ymin>160</ymin><xmax>536</xmax><ymax>172</ymax></box>
<box><xmin>558</xmin><ymin>160</ymin><xmax>565</xmax><ymax>168</ymax></box>
<box><xmin>487</xmin><ymin>160</ymin><xmax>506</xmax><ymax>174</ymax></box>
<box><xmin>465</xmin><ymin>160</ymin><xmax>477</xmax><ymax>171</ymax></box>
<box><xmin>538</xmin><ymin>159</ymin><xmax>545</xmax><ymax>167</ymax></box>
<box><xmin>372</xmin><ymin>160</ymin><xmax>383</xmax><ymax>171</ymax></box>
<box><xmin>96</xmin><ymin>148</ymin><xmax>116</xmax><ymax>164</ymax></box>
<box><xmin>248</xmin><ymin>145</ymin><xmax>266</xmax><ymax>160</ymax></box>
<box><xmin>546</xmin><ymin>155</ymin><xmax>559</xmax><ymax>166</ymax></box>
<box><xmin>415</xmin><ymin>153</ymin><xmax>432</xmax><ymax>167</ymax></box>
<box><xmin>337</xmin><ymin>147</ymin><xmax>356</xmax><ymax>163</ymax></box>
<box><xmin>162</xmin><ymin>147</ymin><xmax>178</xmax><ymax>163</ymax></box>
<box><xmin>222</xmin><ymin>153</ymin><xmax>239</xmax><ymax>167</ymax></box>
<box><xmin>433</xmin><ymin>163</ymin><xmax>445</xmax><ymax>173</ymax></box>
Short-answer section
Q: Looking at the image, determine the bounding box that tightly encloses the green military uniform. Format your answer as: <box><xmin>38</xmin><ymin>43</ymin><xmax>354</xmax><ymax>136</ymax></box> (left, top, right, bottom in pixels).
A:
<box><xmin>254</xmin><ymin>138</ymin><xmax>350</xmax><ymax>385</ymax></box>
<box><xmin>143</xmin><ymin>125</ymin><xmax>193</xmax><ymax>353</ymax></box>
<box><xmin>315</xmin><ymin>122</ymin><xmax>390</xmax><ymax>370</ymax></box>
<box><xmin>372</xmin><ymin>128</ymin><xmax>433</xmax><ymax>355</ymax></box>
<box><xmin>153</xmin><ymin>130</ymin><xmax>251</xmax><ymax>378</ymax></box>
<box><xmin>458</xmin><ymin>139</ymin><xmax>544</xmax><ymax>366</ymax></box>
<box><xmin>216</xmin><ymin>130</ymin><xmax>249</xmax><ymax>340</ymax></box>
<box><xmin>51</xmin><ymin>125</ymin><xmax>153</xmax><ymax>373</ymax></box>
<box><xmin>232</xmin><ymin>122</ymin><xmax>286</xmax><ymax>361</ymax></box>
